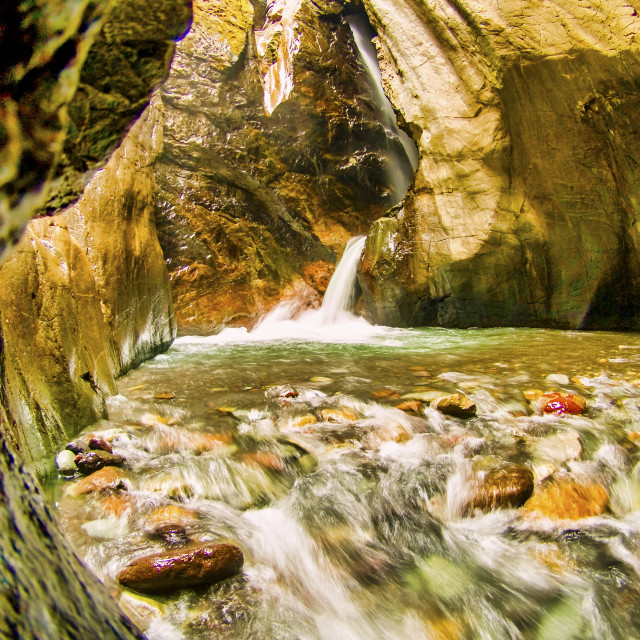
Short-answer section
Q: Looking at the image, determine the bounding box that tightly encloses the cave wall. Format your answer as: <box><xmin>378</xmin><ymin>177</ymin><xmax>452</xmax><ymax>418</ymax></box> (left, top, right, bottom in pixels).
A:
<box><xmin>358</xmin><ymin>0</ymin><xmax>640</xmax><ymax>329</ymax></box>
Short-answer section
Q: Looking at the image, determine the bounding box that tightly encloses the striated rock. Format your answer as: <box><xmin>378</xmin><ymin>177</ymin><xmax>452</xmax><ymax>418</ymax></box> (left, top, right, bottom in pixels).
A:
<box><xmin>117</xmin><ymin>542</ymin><xmax>244</xmax><ymax>594</ymax></box>
<box><xmin>465</xmin><ymin>465</ymin><xmax>534</xmax><ymax>513</ymax></box>
<box><xmin>432</xmin><ymin>394</ymin><xmax>476</xmax><ymax>419</ymax></box>
<box><xmin>68</xmin><ymin>466</ymin><xmax>129</xmax><ymax>497</ymax></box>
<box><xmin>524</xmin><ymin>478</ymin><xmax>608</xmax><ymax>520</ymax></box>
<box><xmin>75</xmin><ymin>450</ymin><xmax>124</xmax><ymax>475</ymax></box>
<box><xmin>359</xmin><ymin>0</ymin><xmax>640</xmax><ymax>331</ymax></box>
<box><xmin>538</xmin><ymin>393</ymin><xmax>586</xmax><ymax>415</ymax></box>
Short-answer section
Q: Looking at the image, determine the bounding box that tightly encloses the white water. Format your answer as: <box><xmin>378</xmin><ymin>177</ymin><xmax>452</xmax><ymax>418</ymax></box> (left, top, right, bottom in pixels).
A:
<box><xmin>175</xmin><ymin>236</ymin><xmax>395</xmax><ymax>345</ymax></box>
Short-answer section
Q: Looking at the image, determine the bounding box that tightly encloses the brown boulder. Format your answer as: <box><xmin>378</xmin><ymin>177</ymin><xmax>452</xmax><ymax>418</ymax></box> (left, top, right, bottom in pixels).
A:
<box><xmin>117</xmin><ymin>543</ymin><xmax>243</xmax><ymax>594</ymax></box>
<box><xmin>432</xmin><ymin>394</ymin><xmax>477</xmax><ymax>419</ymax></box>
<box><xmin>465</xmin><ymin>465</ymin><xmax>534</xmax><ymax>513</ymax></box>
<box><xmin>524</xmin><ymin>478</ymin><xmax>608</xmax><ymax>520</ymax></box>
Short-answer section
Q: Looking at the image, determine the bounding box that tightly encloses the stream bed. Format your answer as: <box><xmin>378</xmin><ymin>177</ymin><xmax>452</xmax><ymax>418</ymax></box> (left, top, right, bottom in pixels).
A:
<box><xmin>50</xmin><ymin>327</ymin><xmax>640</xmax><ymax>639</ymax></box>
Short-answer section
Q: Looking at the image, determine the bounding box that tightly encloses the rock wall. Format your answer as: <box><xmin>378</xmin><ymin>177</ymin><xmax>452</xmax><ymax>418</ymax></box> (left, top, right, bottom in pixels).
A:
<box><xmin>359</xmin><ymin>0</ymin><xmax>640</xmax><ymax>329</ymax></box>
<box><xmin>153</xmin><ymin>0</ymin><xmax>414</xmax><ymax>328</ymax></box>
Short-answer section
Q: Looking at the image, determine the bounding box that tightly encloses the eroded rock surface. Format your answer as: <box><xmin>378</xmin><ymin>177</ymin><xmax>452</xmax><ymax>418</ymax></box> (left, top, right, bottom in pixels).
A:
<box><xmin>153</xmin><ymin>0</ymin><xmax>414</xmax><ymax>327</ymax></box>
<box><xmin>359</xmin><ymin>0</ymin><xmax>640</xmax><ymax>330</ymax></box>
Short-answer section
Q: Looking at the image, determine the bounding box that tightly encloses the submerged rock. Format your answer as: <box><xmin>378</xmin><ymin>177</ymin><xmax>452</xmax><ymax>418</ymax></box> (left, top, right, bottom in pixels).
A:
<box><xmin>117</xmin><ymin>542</ymin><xmax>244</xmax><ymax>594</ymax></box>
<box><xmin>465</xmin><ymin>465</ymin><xmax>534</xmax><ymax>514</ymax></box>
<box><xmin>524</xmin><ymin>478</ymin><xmax>608</xmax><ymax>520</ymax></box>
<box><xmin>145</xmin><ymin>504</ymin><xmax>200</xmax><ymax>529</ymax></box>
<box><xmin>432</xmin><ymin>394</ymin><xmax>477</xmax><ymax>419</ymax></box>
<box><xmin>147</xmin><ymin>523</ymin><xmax>191</xmax><ymax>547</ymax></box>
<box><xmin>68</xmin><ymin>466</ymin><xmax>129</xmax><ymax>497</ymax></box>
<box><xmin>320</xmin><ymin>407</ymin><xmax>361</xmax><ymax>423</ymax></box>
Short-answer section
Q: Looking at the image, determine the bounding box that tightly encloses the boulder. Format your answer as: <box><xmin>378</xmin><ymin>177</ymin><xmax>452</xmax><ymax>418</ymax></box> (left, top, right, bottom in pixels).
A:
<box><xmin>524</xmin><ymin>478</ymin><xmax>608</xmax><ymax>520</ymax></box>
<box><xmin>117</xmin><ymin>543</ymin><xmax>244</xmax><ymax>594</ymax></box>
<box><xmin>465</xmin><ymin>465</ymin><xmax>534</xmax><ymax>513</ymax></box>
<box><xmin>432</xmin><ymin>394</ymin><xmax>477</xmax><ymax>419</ymax></box>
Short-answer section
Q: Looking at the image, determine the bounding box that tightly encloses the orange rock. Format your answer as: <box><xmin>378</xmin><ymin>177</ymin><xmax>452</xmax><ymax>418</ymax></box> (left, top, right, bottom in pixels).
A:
<box><xmin>67</xmin><ymin>466</ymin><xmax>128</xmax><ymax>497</ymax></box>
<box><xmin>146</xmin><ymin>504</ymin><xmax>199</xmax><ymax>528</ymax></box>
<box><xmin>523</xmin><ymin>389</ymin><xmax>543</xmax><ymax>401</ymax></box>
<box><xmin>243</xmin><ymin>452</ymin><xmax>285</xmax><ymax>472</ymax></box>
<box><xmin>394</xmin><ymin>400</ymin><xmax>423</xmax><ymax>412</ymax></box>
<box><xmin>372</xmin><ymin>389</ymin><xmax>396</xmax><ymax>399</ymax></box>
<box><xmin>320</xmin><ymin>407</ymin><xmax>360</xmax><ymax>423</ymax></box>
<box><xmin>539</xmin><ymin>392</ymin><xmax>586</xmax><ymax>415</ymax></box>
<box><xmin>154</xmin><ymin>392</ymin><xmax>176</xmax><ymax>400</ymax></box>
<box><xmin>100</xmin><ymin>494</ymin><xmax>133</xmax><ymax>517</ymax></box>
<box><xmin>524</xmin><ymin>478</ymin><xmax>608</xmax><ymax>520</ymax></box>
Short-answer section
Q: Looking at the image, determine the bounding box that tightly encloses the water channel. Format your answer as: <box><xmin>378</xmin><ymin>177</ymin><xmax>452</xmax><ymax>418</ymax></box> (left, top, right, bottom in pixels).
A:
<box><xmin>49</xmin><ymin>240</ymin><xmax>640</xmax><ymax>639</ymax></box>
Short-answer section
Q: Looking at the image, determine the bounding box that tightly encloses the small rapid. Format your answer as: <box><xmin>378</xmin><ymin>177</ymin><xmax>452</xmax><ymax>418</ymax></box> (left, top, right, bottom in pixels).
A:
<box><xmin>49</xmin><ymin>326</ymin><xmax>640</xmax><ymax>639</ymax></box>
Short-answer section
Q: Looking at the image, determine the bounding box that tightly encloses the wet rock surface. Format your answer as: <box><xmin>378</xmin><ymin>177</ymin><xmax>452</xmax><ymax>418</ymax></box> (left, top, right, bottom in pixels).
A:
<box><xmin>432</xmin><ymin>394</ymin><xmax>477</xmax><ymax>418</ymax></box>
<box><xmin>117</xmin><ymin>542</ymin><xmax>244</xmax><ymax>594</ymax></box>
<box><xmin>465</xmin><ymin>464</ymin><xmax>534</xmax><ymax>514</ymax></box>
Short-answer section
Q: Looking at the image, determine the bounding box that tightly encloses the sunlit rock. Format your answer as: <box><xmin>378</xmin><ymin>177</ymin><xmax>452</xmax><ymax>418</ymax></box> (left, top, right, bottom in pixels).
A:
<box><xmin>524</xmin><ymin>477</ymin><xmax>608</xmax><ymax>521</ymax></box>
<box><xmin>67</xmin><ymin>466</ymin><xmax>130</xmax><ymax>497</ymax></box>
<box><xmin>464</xmin><ymin>464</ymin><xmax>534</xmax><ymax>514</ymax></box>
<box><xmin>538</xmin><ymin>392</ymin><xmax>586</xmax><ymax>415</ymax></box>
<box><xmin>432</xmin><ymin>394</ymin><xmax>477</xmax><ymax>419</ymax></box>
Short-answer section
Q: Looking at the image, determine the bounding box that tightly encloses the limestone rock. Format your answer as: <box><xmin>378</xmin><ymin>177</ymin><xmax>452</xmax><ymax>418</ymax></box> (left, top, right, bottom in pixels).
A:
<box><xmin>465</xmin><ymin>465</ymin><xmax>534</xmax><ymax>514</ymax></box>
<box><xmin>359</xmin><ymin>0</ymin><xmax>640</xmax><ymax>331</ymax></box>
<box><xmin>432</xmin><ymin>394</ymin><xmax>476</xmax><ymax>419</ymax></box>
<box><xmin>117</xmin><ymin>542</ymin><xmax>244</xmax><ymax>594</ymax></box>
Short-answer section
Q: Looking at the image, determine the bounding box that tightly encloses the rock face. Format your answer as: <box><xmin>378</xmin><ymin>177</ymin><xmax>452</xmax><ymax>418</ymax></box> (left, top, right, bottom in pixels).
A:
<box><xmin>358</xmin><ymin>0</ymin><xmax>640</xmax><ymax>330</ymax></box>
<box><xmin>117</xmin><ymin>542</ymin><xmax>244</xmax><ymax>594</ymax></box>
<box><xmin>152</xmin><ymin>0</ymin><xmax>414</xmax><ymax>327</ymax></box>
<box><xmin>0</xmin><ymin>101</ymin><xmax>176</xmax><ymax>474</ymax></box>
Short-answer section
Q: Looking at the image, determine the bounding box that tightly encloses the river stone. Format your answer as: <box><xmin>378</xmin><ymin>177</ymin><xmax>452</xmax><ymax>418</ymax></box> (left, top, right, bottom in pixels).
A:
<box><xmin>89</xmin><ymin>436</ymin><xmax>113</xmax><ymax>454</ymax></box>
<box><xmin>68</xmin><ymin>466</ymin><xmax>129</xmax><ymax>497</ymax></box>
<box><xmin>145</xmin><ymin>504</ymin><xmax>200</xmax><ymax>528</ymax></box>
<box><xmin>117</xmin><ymin>543</ymin><xmax>244</xmax><ymax>594</ymax></box>
<box><xmin>148</xmin><ymin>524</ymin><xmax>191</xmax><ymax>547</ymax></box>
<box><xmin>75</xmin><ymin>450</ymin><xmax>124</xmax><ymax>475</ymax></box>
<box><xmin>524</xmin><ymin>478</ymin><xmax>608</xmax><ymax>520</ymax></box>
<box><xmin>432</xmin><ymin>394</ymin><xmax>477</xmax><ymax>419</ymax></box>
<box><xmin>465</xmin><ymin>465</ymin><xmax>534</xmax><ymax>513</ymax></box>
<box><xmin>56</xmin><ymin>450</ymin><xmax>78</xmax><ymax>475</ymax></box>
<box><xmin>538</xmin><ymin>393</ymin><xmax>586</xmax><ymax>415</ymax></box>
<box><xmin>394</xmin><ymin>400</ymin><xmax>423</xmax><ymax>412</ymax></box>
<box><xmin>320</xmin><ymin>407</ymin><xmax>361</xmax><ymax>423</ymax></box>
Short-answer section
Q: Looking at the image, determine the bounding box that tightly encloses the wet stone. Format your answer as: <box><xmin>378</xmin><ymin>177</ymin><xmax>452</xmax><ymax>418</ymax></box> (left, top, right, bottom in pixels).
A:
<box><xmin>394</xmin><ymin>400</ymin><xmax>423</xmax><ymax>412</ymax></box>
<box><xmin>465</xmin><ymin>464</ymin><xmax>534</xmax><ymax>514</ymax></box>
<box><xmin>148</xmin><ymin>523</ymin><xmax>191</xmax><ymax>547</ymax></box>
<box><xmin>67</xmin><ymin>466</ymin><xmax>129</xmax><ymax>497</ymax></box>
<box><xmin>75</xmin><ymin>450</ymin><xmax>124</xmax><ymax>474</ymax></box>
<box><xmin>146</xmin><ymin>504</ymin><xmax>199</xmax><ymax>528</ymax></box>
<box><xmin>524</xmin><ymin>477</ymin><xmax>608</xmax><ymax>520</ymax></box>
<box><xmin>117</xmin><ymin>542</ymin><xmax>244</xmax><ymax>594</ymax></box>
<box><xmin>56</xmin><ymin>449</ymin><xmax>77</xmax><ymax>475</ymax></box>
<box><xmin>538</xmin><ymin>392</ymin><xmax>586</xmax><ymax>415</ymax></box>
<box><xmin>89</xmin><ymin>436</ymin><xmax>113</xmax><ymax>453</ymax></box>
<box><xmin>320</xmin><ymin>407</ymin><xmax>361</xmax><ymax>423</ymax></box>
<box><xmin>432</xmin><ymin>394</ymin><xmax>477</xmax><ymax>418</ymax></box>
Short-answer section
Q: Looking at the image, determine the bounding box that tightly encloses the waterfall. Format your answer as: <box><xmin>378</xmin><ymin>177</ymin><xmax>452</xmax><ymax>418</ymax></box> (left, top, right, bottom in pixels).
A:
<box><xmin>318</xmin><ymin>236</ymin><xmax>366</xmax><ymax>324</ymax></box>
<box><xmin>347</xmin><ymin>14</ymin><xmax>418</xmax><ymax>203</ymax></box>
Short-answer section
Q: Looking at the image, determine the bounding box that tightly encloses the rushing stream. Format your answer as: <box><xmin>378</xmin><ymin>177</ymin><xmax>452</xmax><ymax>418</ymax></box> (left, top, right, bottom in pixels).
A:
<box><xmin>49</xmin><ymin>239</ymin><xmax>640</xmax><ymax>639</ymax></box>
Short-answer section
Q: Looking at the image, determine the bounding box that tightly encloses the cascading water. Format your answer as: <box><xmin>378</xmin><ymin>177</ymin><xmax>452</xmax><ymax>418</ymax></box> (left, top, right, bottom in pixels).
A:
<box><xmin>347</xmin><ymin>14</ymin><xmax>418</xmax><ymax>204</ymax></box>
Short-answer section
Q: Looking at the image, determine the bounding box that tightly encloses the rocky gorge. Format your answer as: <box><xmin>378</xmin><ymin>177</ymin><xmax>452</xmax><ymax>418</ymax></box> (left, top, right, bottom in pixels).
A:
<box><xmin>4</xmin><ymin>0</ymin><xmax>640</xmax><ymax>637</ymax></box>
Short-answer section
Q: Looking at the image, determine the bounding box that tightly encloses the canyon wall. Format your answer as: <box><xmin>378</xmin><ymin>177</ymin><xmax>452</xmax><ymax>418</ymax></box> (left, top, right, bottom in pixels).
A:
<box><xmin>358</xmin><ymin>0</ymin><xmax>640</xmax><ymax>329</ymax></box>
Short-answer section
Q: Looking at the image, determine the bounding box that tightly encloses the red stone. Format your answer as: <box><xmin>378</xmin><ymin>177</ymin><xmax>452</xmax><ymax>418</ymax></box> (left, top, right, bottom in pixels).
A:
<box><xmin>540</xmin><ymin>392</ymin><xmax>586</xmax><ymax>415</ymax></box>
